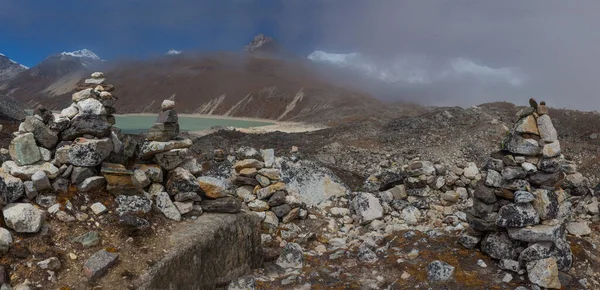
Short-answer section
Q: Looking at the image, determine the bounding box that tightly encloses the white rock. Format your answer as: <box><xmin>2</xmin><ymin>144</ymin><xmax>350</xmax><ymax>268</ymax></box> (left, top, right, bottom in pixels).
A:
<box><xmin>2</xmin><ymin>203</ymin><xmax>43</xmax><ymax>233</ymax></box>
<box><xmin>90</xmin><ymin>202</ymin><xmax>107</xmax><ymax>215</ymax></box>
<box><xmin>156</xmin><ymin>192</ymin><xmax>181</xmax><ymax>221</ymax></box>
<box><xmin>350</xmin><ymin>192</ymin><xmax>383</xmax><ymax>224</ymax></box>
<box><xmin>401</xmin><ymin>206</ymin><xmax>421</xmax><ymax>226</ymax></box>
<box><xmin>76</xmin><ymin>98</ymin><xmax>106</xmax><ymax>116</ymax></box>
<box><xmin>566</xmin><ymin>221</ymin><xmax>591</xmax><ymax>236</ymax></box>
<box><xmin>463</xmin><ymin>162</ymin><xmax>479</xmax><ymax>179</ymax></box>
<box><xmin>161</xmin><ymin>99</ymin><xmax>175</xmax><ymax>111</ymax></box>
<box><xmin>0</xmin><ymin>227</ymin><xmax>13</xmax><ymax>253</ymax></box>
<box><xmin>61</xmin><ymin>104</ymin><xmax>79</xmax><ymax>119</ymax></box>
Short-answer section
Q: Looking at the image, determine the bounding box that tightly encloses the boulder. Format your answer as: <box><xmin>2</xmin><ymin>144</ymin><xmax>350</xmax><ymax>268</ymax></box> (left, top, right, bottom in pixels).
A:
<box><xmin>532</xmin><ymin>189</ymin><xmax>558</xmax><ymax>221</ymax></box>
<box><xmin>154</xmin><ymin>148</ymin><xmax>188</xmax><ymax>170</ymax></box>
<box><xmin>566</xmin><ymin>221</ymin><xmax>591</xmax><ymax>236</ymax></box>
<box><xmin>427</xmin><ymin>260</ymin><xmax>455</xmax><ymax>282</ymax></box>
<box><xmin>480</xmin><ymin>232</ymin><xmax>522</xmax><ymax>260</ymax></box>
<box><xmin>350</xmin><ymin>192</ymin><xmax>384</xmax><ymax>225</ymax></box>
<box><xmin>255</xmin><ymin>182</ymin><xmax>286</xmax><ymax>200</ymax></box>
<box><xmin>76</xmin><ymin>98</ymin><xmax>106</xmax><ymax>116</ymax></box>
<box><xmin>138</xmin><ymin>138</ymin><xmax>192</xmax><ymax>159</ymax></box>
<box><xmin>233</xmin><ymin>159</ymin><xmax>264</xmax><ymax>172</ymax></box>
<box><xmin>0</xmin><ymin>174</ymin><xmax>24</xmax><ymax>203</ymax></box>
<box><xmin>2</xmin><ymin>203</ymin><xmax>43</xmax><ymax>233</ymax></box>
<box><xmin>133</xmin><ymin>164</ymin><xmax>163</xmax><ymax>183</ymax></box>
<box><xmin>276</xmin><ymin>243</ymin><xmax>304</xmax><ymax>269</ymax></box>
<box><xmin>22</xmin><ymin>116</ymin><xmax>58</xmax><ymax>148</ymax></box>
<box><xmin>2</xmin><ymin>161</ymin><xmax>60</xmax><ymax>180</ymax></box>
<box><xmin>166</xmin><ymin>168</ymin><xmax>199</xmax><ymax>195</ymax></box>
<box><xmin>60</xmin><ymin>114</ymin><xmax>111</xmax><ymax>140</ymax></box>
<box><xmin>519</xmin><ymin>242</ymin><xmax>554</xmax><ymax>262</ymax></box>
<box><xmin>537</xmin><ymin>115</ymin><xmax>558</xmax><ymax>143</ymax></box>
<box><xmin>484</xmin><ymin>170</ymin><xmax>502</xmax><ymax>187</ymax></box>
<box><xmin>115</xmin><ymin>195</ymin><xmax>152</xmax><ymax>216</ymax></box>
<box><xmin>83</xmin><ymin>249</ymin><xmax>119</xmax><ymax>282</ymax></box>
<box><xmin>507</xmin><ymin>224</ymin><xmax>563</xmax><ymax>242</ymax></box>
<box><xmin>542</xmin><ymin>141</ymin><xmax>561</xmax><ymax>158</ymax></box>
<box><xmin>67</xmin><ymin>138</ymin><xmax>113</xmax><ymax>167</ymax></box>
<box><xmin>72</xmin><ymin>88</ymin><xmax>95</xmax><ymax>102</ymax></box>
<box><xmin>496</xmin><ymin>203</ymin><xmax>540</xmax><ymax>228</ymax></box>
<box><xmin>197</xmin><ymin>176</ymin><xmax>230</xmax><ymax>199</ymax></box>
<box><xmin>71</xmin><ymin>166</ymin><xmax>96</xmax><ymax>185</ymax></box>
<box><xmin>9</xmin><ymin>133</ymin><xmax>41</xmax><ymax>166</ymax></box>
<box><xmin>527</xmin><ymin>258</ymin><xmax>561</xmax><ymax>289</ymax></box>
<box><xmin>503</xmin><ymin>134</ymin><xmax>541</xmax><ymax>156</ymax></box>
<box><xmin>132</xmin><ymin>169</ymin><xmax>151</xmax><ymax>189</ymax></box>
<box><xmin>31</xmin><ymin>171</ymin><xmax>51</xmax><ymax>192</ymax></box>
<box><xmin>156</xmin><ymin>192</ymin><xmax>181</xmax><ymax>221</ymax></box>
<box><xmin>515</xmin><ymin>115</ymin><xmax>540</xmax><ymax>135</ymax></box>
<box><xmin>260</xmin><ymin>149</ymin><xmax>275</xmax><ymax>168</ymax></box>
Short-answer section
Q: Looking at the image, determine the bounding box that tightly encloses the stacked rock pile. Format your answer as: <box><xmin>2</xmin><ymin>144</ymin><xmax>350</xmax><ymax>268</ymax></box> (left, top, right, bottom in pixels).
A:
<box><xmin>461</xmin><ymin>100</ymin><xmax>578</xmax><ymax>289</ymax></box>
<box><xmin>231</xmin><ymin>149</ymin><xmax>307</xmax><ymax>232</ymax></box>
<box><xmin>0</xmin><ymin>72</ymin><xmax>132</xmax><ymax>227</ymax></box>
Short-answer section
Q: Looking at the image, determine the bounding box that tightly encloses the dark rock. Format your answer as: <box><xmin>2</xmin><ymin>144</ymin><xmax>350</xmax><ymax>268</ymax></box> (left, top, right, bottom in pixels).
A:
<box><xmin>72</xmin><ymin>231</ymin><xmax>101</xmax><ymax>248</ymax></box>
<box><xmin>268</xmin><ymin>191</ymin><xmax>286</xmax><ymax>207</ymax></box>
<box><xmin>115</xmin><ymin>195</ymin><xmax>152</xmax><ymax>216</ymax></box>
<box><xmin>427</xmin><ymin>260</ymin><xmax>455</xmax><ymax>282</ymax></box>
<box><xmin>507</xmin><ymin>224</ymin><xmax>563</xmax><ymax>242</ymax></box>
<box><xmin>357</xmin><ymin>243</ymin><xmax>378</xmax><ymax>263</ymax></box>
<box><xmin>166</xmin><ymin>168</ymin><xmax>199</xmax><ymax>195</ymax></box>
<box><xmin>484</xmin><ymin>157</ymin><xmax>505</xmax><ymax>172</ymax></box>
<box><xmin>0</xmin><ymin>264</ymin><xmax>7</xmax><ymax>285</ymax></box>
<box><xmin>118</xmin><ymin>215</ymin><xmax>151</xmax><ymax>231</ymax></box>
<box><xmin>466</xmin><ymin>211</ymin><xmax>499</xmax><ymax>232</ymax></box>
<box><xmin>502</xmin><ymin>167</ymin><xmax>526</xmax><ymax>180</ymax></box>
<box><xmin>554</xmin><ymin>233</ymin><xmax>573</xmax><ymax>271</ymax></box>
<box><xmin>174</xmin><ymin>192</ymin><xmax>202</xmax><ymax>202</ymax></box>
<box><xmin>514</xmin><ymin>191</ymin><xmax>535</xmax><ymax>203</ymax></box>
<box><xmin>458</xmin><ymin>229</ymin><xmax>482</xmax><ymax>249</ymax></box>
<box><xmin>147</xmin><ymin>123</ymin><xmax>180</xmax><ymax>142</ymax></box>
<box><xmin>232</xmin><ymin>176</ymin><xmax>260</xmax><ymax>187</ymax></box>
<box><xmin>22</xmin><ymin>116</ymin><xmax>58</xmax><ymax>148</ymax></box>
<box><xmin>200</xmin><ymin>197</ymin><xmax>242</xmax><ymax>213</ymax></box>
<box><xmin>519</xmin><ymin>242</ymin><xmax>554</xmax><ymax>262</ymax></box>
<box><xmin>275</xmin><ymin>242</ymin><xmax>304</xmax><ymax>269</ymax></box>
<box><xmin>472</xmin><ymin>198</ymin><xmax>497</xmax><ymax>218</ymax></box>
<box><xmin>473</xmin><ymin>181</ymin><xmax>497</xmax><ymax>204</ymax></box>
<box><xmin>60</xmin><ymin>114</ymin><xmax>111</xmax><ymax>141</ymax></box>
<box><xmin>529</xmin><ymin>172</ymin><xmax>561</xmax><ymax>187</ymax></box>
<box><xmin>496</xmin><ymin>203</ymin><xmax>540</xmax><ymax>228</ymax></box>
<box><xmin>377</xmin><ymin>171</ymin><xmax>406</xmax><ymax>191</ymax></box>
<box><xmin>532</xmin><ymin>189</ymin><xmax>559</xmax><ymax>221</ymax></box>
<box><xmin>480</xmin><ymin>232</ymin><xmax>522</xmax><ymax>260</ymax></box>
<box><xmin>271</xmin><ymin>204</ymin><xmax>292</xmax><ymax>218</ymax></box>
<box><xmin>539</xmin><ymin>157</ymin><xmax>561</xmax><ymax>173</ymax></box>
<box><xmin>51</xmin><ymin>178</ymin><xmax>70</xmax><ymax>193</ymax></box>
<box><xmin>71</xmin><ymin>166</ymin><xmax>96</xmax><ymax>185</ymax></box>
<box><xmin>83</xmin><ymin>249</ymin><xmax>119</xmax><ymax>281</ymax></box>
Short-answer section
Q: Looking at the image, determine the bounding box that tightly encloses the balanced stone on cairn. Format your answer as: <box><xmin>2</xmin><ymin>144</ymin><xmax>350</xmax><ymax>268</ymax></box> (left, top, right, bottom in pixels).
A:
<box><xmin>146</xmin><ymin>100</ymin><xmax>179</xmax><ymax>142</ymax></box>
<box><xmin>462</xmin><ymin>99</ymin><xmax>579</xmax><ymax>289</ymax></box>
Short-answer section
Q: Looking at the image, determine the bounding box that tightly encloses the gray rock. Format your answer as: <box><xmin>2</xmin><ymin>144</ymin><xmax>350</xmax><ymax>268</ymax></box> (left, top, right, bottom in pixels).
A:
<box><xmin>566</xmin><ymin>221</ymin><xmax>591</xmax><ymax>236</ymax></box>
<box><xmin>498</xmin><ymin>259</ymin><xmax>521</xmax><ymax>272</ymax></box>
<box><xmin>271</xmin><ymin>204</ymin><xmax>292</xmax><ymax>218</ymax></box>
<box><xmin>31</xmin><ymin>171</ymin><xmax>51</xmax><ymax>192</ymax></box>
<box><xmin>22</xmin><ymin>116</ymin><xmax>58</xmax><ymax>149</ymax></box>
<box><xmin>179</xmin><ymin>158</ymin><xmax>200</xmax><ymax>176</ymax></box>
<box><xmin>118</xmin><ymin>215</ymin><xmax>150</xmax><ymax>231</ymax></box>
<box><xmin>156</xmin><ymin>110</ymin><xmax>178</xmax><ymax>123</ymax></box>
<box><xmin>200</xmin><ymin>197</ymin><xmax>242</xmax><ymax>213</ymax></box>
<box><xmin>543</xmin><ymin>141</ymin><xmax>561</xmax><ymax>158</ymax></box>
<box><xmin>267</xmin><ymin>191</ymin><xmax>286</xmax><ymax>207</ymax></box>
<box><xmin>537</xmin><ymin>115</ymin><xmax>558</xmax><ymax>143</ymax></box>
<box><xmin>79</xmin><ymin>176</ymin><xmax>106</xmax><ymax>192</ymax></box>
<box><xmin>358</xmin><ymin>243</ymin><xmax>378</xmax><ymax>263</ymax></box>
<box><xmin>132</xmin><ymin>169</ymin><xmax>151</xmax><ymax>189</ymax></box>
<box><xmin>427</xmin><ymin>260</ymin><xmax>455</xmax><ymax>282</ymax></box>
<box><xmin>406</xmin><ymin>186</ymin><xmax>431</xmax><ymax>197</ymax></box>
<box><xmin>248</xmin><ymin>200</ymin><xmax>269</xmax><ymax>211</ymax></box>
<box><xmin>503</xmin><ymin>134</ymin><xmax>541</xmax><ymax>156</ymax></box>
<box><xmin>35</xmin><ymin>194</ymin><xmax>56</xmax><ymax>208</ymax></box>
<box><xmin>527</xmin><ymin>257</ymin><xmax>561</xmax><ymax>289</ymax></box>
<box><xmin>174</xmin><ymin>192</ymin><xmax>202</xmax><ymax>202</ymax></box>
<box><xmin>146</xmin><ymin>123</ymin><xmax>180</xmax><ymax>142</ymax></box>
<box><xmin>166</xmin><ymin>167</ymin><xmax>199</xmax><ymax>195</ymax></box>
<box><xmin>37</xmin><ymin>257</ymin><xmax>61</xmax><ymax>270</ymax></box>
<box><xmin>485</xmin><ymin>170</ymin><xmax>502</xmax><ymax>187</ymax></box>
<box><xmin>52</xmin><ymin>178</ymin><xmax>70</xmax><ymax>193</ymax></box>
<box><xmin>514</xmin><ymin>191</ymin><xmax>535</xmax><ymax>203</ymax></box>
<box><xmin>83</xmin><ymin>249</ymin><xmax>119</xmax><ymax>281</ymax></box>
<box><xmin>138</xmin><ymin>138</ymin><xmax>192</xmax><ymax>159</ymax></box>
<box><xmin>67</xmin><ymin>138</ymin><xmax>113</xmax><ymax>167</ymax></box>
<box><xmin>406</xmin><ymin>161</ymin><xmax>436</xmax><ymax>177</ymax></box>
<box><xmin>496</xmin><ymin>203</ymin><xmax>540</xmax><ymax>228</ymax></box>
<box><xmin>133</xmin><ymin>164</ymin><xmax>164</xmax><ymax>183</ymax></box>
<box><xmin>276</xmin><ymin>243</ymin><xmax>304</xmax><ymax>269</ymax></box>
<box><xmin>174</xmin><ymin>201</ymin><xmax>193</xmax><ymax>215</ymax></box>
<box><xmin>458</xmin><ymin>229</ymin><xmax>482</xmax><ymax>249</ymax></box>
<box><xmin>473</xmin><ymin>182</ymin><xmax>497</xmax><ymax>204</ymax></box>
<box><xmin>71</xmin><ymin>166</ymin><xmax>96</xmax><ymax>185</ymax></box>
<box><xmin>90</xmin><ymin>202</ymin><xmax>107</xmax><ymax>215</ymax></box>
<box><xmin>532</xmin><ymin>189</ymin><xmax>558</xmax><ymax>221</ymax></box>
<box><xmin>39</xmin><ymin>147</ymin><xmax>52</xmax><ymax>162</ymax></box>
<box><xmin>401</xmin><ymin>206</ymin><xmax>421</xmax><ymax>225</ymax></box>
<box><xmin>466</xmin><ymin>211</ymin><xmax>499</xmax><ymax>232</ymax></box>
<box><xmin>76</xmin><ymin>98</ymin><xmax>106</xmax><ymax>115</ymax></box>
<box><xmin>519</xmin><ymin>242</ymin><xmax>554</xmax><ymax>262</ymax></box>
<box><xmin>255</xmin><ymin>174</ymin><xmax>270</xmax><ymax>187</ymax></box>
<box><xmin>161</xmin><ymin>99</ymin><xmax>175</xmax><ymax>110</ymax></box>
<box><xmin>0</xmin><ymin>228</ymin><xmax>12</xmax><ymax>254</ymax></box>
<box><xmin>72</xmin><ymin>231</ymin><xmax>101</xmax><ymax>247</ymax></box>
<box><xmin>2</xmin><ymin>203</ymin><xmax>43</xmax><ymax>233</ymax></box>
<box><xmin>260</xmin><ymin>149</ymin><xmax>275</xmax><ymax>168</ymax></box>
<box><xmin>481</xmin><ymin>232</ymin><xmax>522</xmax><ymax>260</ymax></box>
<box><xmin>72</xmin><ymin>88</ymin><xmax>94</xmax><ymax>102</ymax></box>
<box><xmin>23</xmin><ymin>181</ymin><xmax>38</xmax><ymax>199</ymax></box>
<box><xmin>501</xmin><ymin>167</ymin><xmax>526</xmax><ymax>180</ymax></box>
<box><xmin>115</xmin><ymin>195</ymin><xmax>152</xmax><ymax>216</ymax></box>
<box><xmin>507</xmin><ymin>224</ymin><xmax>563</xmax><ymax>242</ymax></box>
<box><xmin>59</xmin><ymin>114</ymin><xmax>111</xmax><ymax>140</ymax></box>
<box><xmin>156</xmin><ymin>192</ymin><xmax>181</xmax><ymax>221</ymax></box>
<box><xmin>61</xmin><ymin>104</ymin><xmax>79</xmax><ymax>119</ymax></box>
<box><xmin>2</xmin><ymin>161</ymin><xmax>60</xmax><ymax>181</ymax></box>
<box><xmin>154</xmin><ymin>148</ymin><xmax>188</xmax><ymax>170</ymax></box>
<box><xmin>0</xmin><ymin>174</ymin><xmax>24</xmax><ymax>203</ymax></box>
<box><xmin>228</xmin><ymin>275</ymin><xmax>256</xmax><ymax>290</ymax></box>
<box><xmin>350</xmin><ymin>192</ymin><xmax>384</xmax><ymax>225</ymax></box>
<box><xmin>9</xmin><ymin>133</ymin><xmax>41</xmax><ymax>166</ymax></box>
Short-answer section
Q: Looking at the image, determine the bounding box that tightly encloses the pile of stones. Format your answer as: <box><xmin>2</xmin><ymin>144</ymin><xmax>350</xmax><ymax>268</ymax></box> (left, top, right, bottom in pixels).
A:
<box><xmin>1</xmin><ymin>72</ymin><xmax>127</xmax><ymax>227</ymax></box>
<box><xmin>461</xmin><ymin>100</ymin><xmax>578</xmax><ymax>289</ymax></box>
<box><xmin>231</xmin><ymin>149</ymin><xmax>307</xmax><ymax>232</ymax></box>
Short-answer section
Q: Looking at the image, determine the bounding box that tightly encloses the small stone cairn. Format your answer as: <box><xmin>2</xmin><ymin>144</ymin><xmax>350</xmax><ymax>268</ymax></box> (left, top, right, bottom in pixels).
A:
<box><xmin>230</xmin><ymin>148</ymin><xmax>307</xmax><ymax>232</ymax></box>
<box><xmin>461</xmin><ymin>100</ymin><xmax>580</xmax><ymax>289</ymax></box>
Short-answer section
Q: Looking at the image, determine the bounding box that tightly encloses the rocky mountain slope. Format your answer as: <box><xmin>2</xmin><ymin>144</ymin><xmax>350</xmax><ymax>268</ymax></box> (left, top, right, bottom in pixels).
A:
<box><xmin>0</xmin><ymin>53</ymin><xmax>27</xmax><ymax>91</ymax></box>
<box><xmin>1</xmin><ymin>38</ymin><xmax>383</xmax><ymax>123</ymax></box>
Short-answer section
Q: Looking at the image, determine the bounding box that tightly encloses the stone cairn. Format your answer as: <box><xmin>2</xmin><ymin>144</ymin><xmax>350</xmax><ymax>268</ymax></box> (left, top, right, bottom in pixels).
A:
<box><xmin>230</xmin><ymin>149</ymin><xmax>307</xmax><ymax>232</ymax></box>
<box><xmin>461</xmin><ymin>100</ymin><xmax>580</xmax><ymax>289</ymax></box>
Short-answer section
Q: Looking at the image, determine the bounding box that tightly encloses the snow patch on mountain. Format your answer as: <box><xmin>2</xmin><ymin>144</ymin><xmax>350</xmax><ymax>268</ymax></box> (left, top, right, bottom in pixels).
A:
<box><xmin>166</xmin><ymin>49</ymin><xmax>182</xmax><ymax>55</ymax></box>
<box><xmin>61</xmin><ymin>49</ymin><xmax>101</xmax><ymax>60</ymax></box>
<box><xmin>308</xmin><ymin>51</ymin><xmax>525</xmax><ymax>86</ymax></box>
<box><xmin>0</xmin><ymin>53</ymin><xmax>29</xmax><ymax>69</ymax></box>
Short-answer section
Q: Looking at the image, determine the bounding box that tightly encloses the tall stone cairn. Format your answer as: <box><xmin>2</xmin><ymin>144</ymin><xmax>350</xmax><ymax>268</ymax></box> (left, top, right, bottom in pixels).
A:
<box><xmin>461</xmin><ymin>100</ymin><xmax>580</xmax><ymax>289</ymax></box>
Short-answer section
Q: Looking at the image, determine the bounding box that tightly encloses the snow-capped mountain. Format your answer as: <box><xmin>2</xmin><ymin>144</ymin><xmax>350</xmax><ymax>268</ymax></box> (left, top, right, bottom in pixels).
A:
<box><xmin>166</xmin><ymin>49</ymin><xmax>182</xmax><ymax>55</ymax></box>
<box><xmin>0</xmin><ymin>53</ymin><xmax>28</xmax><ymax>90</ymax></box>
<box><xmin>59</xmin><ymin>49</ymin><xmax>103</xmax><ymax>66</ymax></box>
<box><xmin>308</xmin><ymin>51</ymin><xmax>524</xmax><ymax>87</ymax></box>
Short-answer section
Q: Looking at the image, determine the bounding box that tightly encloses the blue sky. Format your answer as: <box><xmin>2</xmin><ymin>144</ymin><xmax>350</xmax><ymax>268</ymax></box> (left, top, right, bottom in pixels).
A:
<box><xmin>0</xmin><ymin>0</ymin><xmax>328</xmax><ymax>67</ymax></box>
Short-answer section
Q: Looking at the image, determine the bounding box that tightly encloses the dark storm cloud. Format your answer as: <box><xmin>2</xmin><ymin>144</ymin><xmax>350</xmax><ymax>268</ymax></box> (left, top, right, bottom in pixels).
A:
<box><xmin>284</xmin><ymin>0</ymin><xmax>600</xmax><ymax>110</ymax></box>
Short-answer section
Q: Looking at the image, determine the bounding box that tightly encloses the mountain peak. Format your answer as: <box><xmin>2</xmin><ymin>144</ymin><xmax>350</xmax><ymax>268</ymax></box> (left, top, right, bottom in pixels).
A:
<box><xmin>244</xmin><ymin>34</ymin><xmax>280</xmax><ymax>53</ymax></box>
<box><xmin>60</xmin><ymin>49</ymin><xmax>101</xmax><ymax>60</ymax></box>
<box><xmin>0</xmin><ymin>53</ymin><xmax>29</xmax><ymax>69</ymax></box>
<box><xmin>166</xmin><ymin>49</ymin><xmax>182</xmax><ymax>55</ymax></box>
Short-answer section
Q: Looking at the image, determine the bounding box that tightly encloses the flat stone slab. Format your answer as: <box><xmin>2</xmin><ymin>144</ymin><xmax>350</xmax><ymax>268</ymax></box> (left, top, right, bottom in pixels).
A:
<box><xmin>133</xmin><ymin>212</ymin><xmax>262</xmax><ymax>290</ymax></box>
<box><xmin>83</xmin><ymin>249</ymin><xmax>119</xmax><ymax>281</ymax></box>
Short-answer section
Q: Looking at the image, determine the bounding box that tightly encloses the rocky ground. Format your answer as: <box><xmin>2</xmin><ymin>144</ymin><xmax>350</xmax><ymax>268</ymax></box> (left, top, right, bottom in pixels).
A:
<box><xmin>2</xmin><ymin>90</ymin><xmax>600</xmax><ymax>290</ymax></box>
